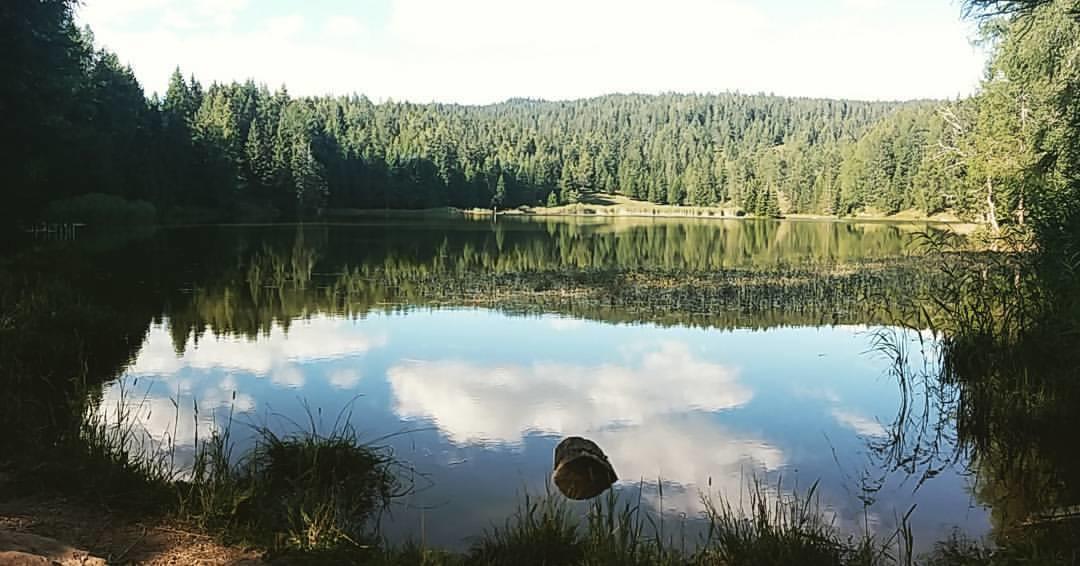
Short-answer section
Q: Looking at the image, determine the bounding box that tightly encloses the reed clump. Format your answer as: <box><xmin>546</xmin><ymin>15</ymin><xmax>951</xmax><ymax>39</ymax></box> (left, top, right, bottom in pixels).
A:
<box><xmin>873</xmin><ymin>230</ymin><xmax>1080</xmax><ymax>566</ymax></box>
<box><xmin>699</xmin><ymin>480</ymin><xmax>848</xmax><ymax>566</ymax></box>
<box><xmin>172</xmin><ymin>414</ymin><xmax>405</xmax><ymax>558</ymax></box>
<box><xmin>32</xmin><ymin>388</ymin><xmax>406</xmax><ymax>560</ymax></box>
<box><xmin>463</xmin><ymin>487</ymin><xmax>684</xmax><ymax>566</ymax></box>
<box><xmin>385</xmin><ymin>480</ymin><xmax>917</xmax><ymax>566</ymax></box>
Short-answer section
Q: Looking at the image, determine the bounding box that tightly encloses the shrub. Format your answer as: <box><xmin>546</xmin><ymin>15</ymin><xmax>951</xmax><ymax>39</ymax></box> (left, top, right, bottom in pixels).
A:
<box><xmin>44</xmin><ymin>193</ymin><xmax>156</xmax><ymax>226</ymax></box>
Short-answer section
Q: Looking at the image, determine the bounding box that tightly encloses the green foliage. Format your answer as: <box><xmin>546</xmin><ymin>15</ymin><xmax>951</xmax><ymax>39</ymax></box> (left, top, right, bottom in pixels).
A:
<box><xmin>921</xmin><ymin>530</ymin><xmax>992</xmax><ymax>566</ymax></box>
<box><xmin>461</xmin><ymin>481</ymin><xmax>912</xmax><ymax>566</ymax></box>
<box><xmin>874</xmin><ymin>224</ymin><xmax>1080</xmax><ymax>566</ymax></box>
<box><xmin>44</xmin><ymin>193</ymin><xmax>157</xmax><ymax>225</ymax></box>
<box><xmin>988</xmin><ymin>1</ymin><xmax>1080</xmax><ymax>250</ymax></box>
<box><xmin>0</xmin><ymin>268</ymin><xmax>160</xmax><ymax>501</ymax></box>
<box><xmin>8</xmin><ymin>0</ymin><xmax>1080</xmax><ymax>236</ymax></box>
<box><xmin>178</xmin><ymin>411</ymin><xmax>404</xmax><ymax>555</ymax></box>
<box><xmin>13</xmin><ymin>0</ymin><xmax>1038</xmax><ymax>226</ymax></box>
<box><xmin>0</xmin><ymin>1</ymin><xmax>980</xmax><ymax>224</ymax></box>
<box><xmin>469</xmin><ymin>491</ymin><xmax>584</xmax><ymax>565</ymax></box>
<box><xmin>250</xmin><ymin>423</ymin><xmax>400</xmax><ymax>551</ymax></box>
<box><xmin>952</xmin><ymin>0</ymin><xmax>1080</xmax><ymax>246</ymax></box>
<box><xmin>0</xmin><ymin>0</ymin><xmax>86</xmax><ymax>224</ymax></box>
<box><xmin>700</xmin><ymin>480</ymin><xmax>848</xmax><ymax>566</ymax></box>
<box><xmin>493</xmin><ymin>173</ymin><xmax>508</xmax><ymax>208</ymax></box>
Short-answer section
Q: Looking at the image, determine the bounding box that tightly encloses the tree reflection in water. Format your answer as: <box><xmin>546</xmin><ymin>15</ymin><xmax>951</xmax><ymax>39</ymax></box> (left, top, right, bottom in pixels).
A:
<box><xmin>873</xmin><ymin>243</ymin><xmax>1080</xmax><ymax>558</ymax></box>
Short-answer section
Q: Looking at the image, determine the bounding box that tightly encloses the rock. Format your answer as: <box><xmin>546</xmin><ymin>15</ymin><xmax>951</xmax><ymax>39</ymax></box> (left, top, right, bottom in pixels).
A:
<box><xmin>553</xmin><ymin>436</ymin><xmax>617</xmax><ymax>500</ymax></box>
<box><xmin>0</xmin><ymin>531</ymin><xmax>105</xmax><ymax>566</ymax></box>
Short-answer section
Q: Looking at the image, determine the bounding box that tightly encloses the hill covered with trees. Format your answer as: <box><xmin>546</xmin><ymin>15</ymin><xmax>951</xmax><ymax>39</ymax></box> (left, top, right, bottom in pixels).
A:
<box><xmin>3</xmin><ymin>0</ymin><xmax>1074</xmax><ymax>238</ymax></box>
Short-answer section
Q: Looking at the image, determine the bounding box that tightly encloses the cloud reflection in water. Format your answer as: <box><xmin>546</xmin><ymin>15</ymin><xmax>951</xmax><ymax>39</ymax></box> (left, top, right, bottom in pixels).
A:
<box><xmin>387</xmin><ymin>340</ymin><xmax>782</xmax><ymax>513</ymax></box>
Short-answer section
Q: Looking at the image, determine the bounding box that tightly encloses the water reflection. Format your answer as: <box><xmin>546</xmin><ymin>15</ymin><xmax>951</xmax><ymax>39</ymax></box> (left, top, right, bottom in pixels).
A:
<box><xmin>13</xmin><ymin>218</ymin><xmax>1063</xmax><ymax>554</ymax></box>
<box><xmin>830</xmin><ymin>409</ymin><xmax>887</xmax><ymax>438</ymax></box>
<box><xmin>130</xmin><ymin>320</ymin><xmax>388</xmax><ymax>385</ymax></box>
<box><xmin>104</xmin><ymin>310</ymin><xmax>986</xmax><ymax>548</ymax></box>
<box><xmin>387</xmin><ymin>341</ymin><xmax>750</xmax><ymax>445</ymax></box>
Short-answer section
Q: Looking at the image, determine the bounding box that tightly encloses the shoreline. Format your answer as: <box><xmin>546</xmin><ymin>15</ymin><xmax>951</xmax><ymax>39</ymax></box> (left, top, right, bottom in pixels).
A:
<box><xmin>326</xmin><ymin>205</ymin><xmax>979</xmax><ymax>227</ymax></box>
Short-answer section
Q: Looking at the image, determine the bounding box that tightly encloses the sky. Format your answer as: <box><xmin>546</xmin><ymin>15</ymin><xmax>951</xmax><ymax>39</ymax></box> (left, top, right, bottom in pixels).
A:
<box><xmin>76</xmin><ymin>0</ymin><xmax>988</xmax><ymax>104</ymax></box>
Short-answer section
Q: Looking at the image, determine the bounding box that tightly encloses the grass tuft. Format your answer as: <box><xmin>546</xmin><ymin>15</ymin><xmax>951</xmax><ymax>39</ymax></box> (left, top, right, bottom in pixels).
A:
<box><xmin>248</xmin><ymin>420</ymin><xmax>401</xmax><ymax>552</ymax></box>
<box><xmin>174</xmin><ymin>407</ymin><xmax>404</xmax><ymax>556</ymax></box>
<box><xmin>469</xmin><ymin>489</ymin><xmax>583</xmax><ymax>565</ymax></box>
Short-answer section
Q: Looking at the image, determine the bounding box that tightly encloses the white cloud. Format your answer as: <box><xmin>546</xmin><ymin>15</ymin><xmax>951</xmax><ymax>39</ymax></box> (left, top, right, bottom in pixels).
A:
<box><xmin>595</xmin><ymin>416</ymin><xmax>784</xmax><ymax>488</ymax></box>
<box><xmin>75</xmin><ymin>0</ymin><xmax>986</xmax><ymax>103</ymax></box>
<box><xmin>96</xmin><ymin>372</ymin><xmax>256</xmax><ymax>474</ymax></box>
<box><xmin>842</xmin><ymin>0</ymin><xmax>887</xmax><ymax>9</ymax></box>
<box><xmin>79</xmin><ymin>0</ymin><xmax>249</xmax><ymax>31</ymax></box>
<box><xmin>101</xmin><ymin>315</ymin><xmax>382</xmax><ymax>471</ymax></box>
<box><xmin>831</xmin><ymin>408</ymin><xmax>887</xmax><ymax>437</ymax></box>
<box><xmin>387</xmin><ymin>341</ymin><xmax>751</xmax><ymax>445</ymax></box>
<box><xmin>323</xmin><ymin>15</ymin><xmax>365</xmax><ymax>38</ymax></box>
<box><xmin>129</xmin><ymin>320</ymin><xmax>387</xmax><ymax>378</ymax></box>
<box><xmin>387</xmin><ymin>342</ymin><xmax>782</xmax><ymax>514</ymax></box>
<box><xmin>76</xmin><ymin>0</ymin><xmax>170</xmax><ymax>29</ymax></box>
<box><xmin>328</xmin><ymin>368</ymin><xmax>363</xmax><ymax>389</ymax></box>
<box><xmin>271</xmin><ymin>365</ymin><xmax>306</xmax><ymax>388</ymax></box>
<box><xmin>265</xmin><ymin>14</ymin><xmax>305</xmax><ymax>38</ymax></box>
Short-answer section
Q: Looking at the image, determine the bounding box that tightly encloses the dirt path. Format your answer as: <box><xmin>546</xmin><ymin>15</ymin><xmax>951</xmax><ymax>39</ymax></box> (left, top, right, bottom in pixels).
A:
<box><xmin>0</xmin><ymin>497</ymin><xmax>264</xmax><ymax>565</ymax></box>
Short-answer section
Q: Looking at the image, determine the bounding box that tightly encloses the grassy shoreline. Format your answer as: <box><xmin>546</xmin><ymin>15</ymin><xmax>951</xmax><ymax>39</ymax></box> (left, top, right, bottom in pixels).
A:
<box><xmin>0</xmin><ymin>398</ymin><xmax>929</xmax><ymax>565</ymax></box>
<box><xmin>326</xmin><ymin>193</ymin><xmax>976</xmax><ymax>227</ymax></box>
<box><xmin>0</xmin><ymin>400</ymin><xmax>1024</xmax><ymax>565</ymax></box>
<box><xmin>327</xmin><ymin>206</ymin><xmax>972</xmax><ymax>225</ymax></box>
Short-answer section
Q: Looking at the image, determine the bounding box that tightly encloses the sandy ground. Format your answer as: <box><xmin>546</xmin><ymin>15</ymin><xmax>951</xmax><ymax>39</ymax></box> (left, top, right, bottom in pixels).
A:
<box><xmin>0</xmin><ymin>496</ymin><xmax>264</xmax><ymax>565</ymax></box>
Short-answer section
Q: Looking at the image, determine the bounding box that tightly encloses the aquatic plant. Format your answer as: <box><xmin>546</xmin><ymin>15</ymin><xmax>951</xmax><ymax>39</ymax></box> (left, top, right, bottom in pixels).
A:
<box><xmin>172</xmin><ymin>404</ymin><xmax>406</xmax><ymax>556</ymax></box>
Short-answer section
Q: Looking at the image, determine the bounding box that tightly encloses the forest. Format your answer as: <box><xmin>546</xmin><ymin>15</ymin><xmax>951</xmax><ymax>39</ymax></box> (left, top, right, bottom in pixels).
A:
<box><xmin>6</xmin><ymin>1</ymin><xmax>1075</xmax><ymax>231</ymax></box>
<box><xmin>3</xmin><ymin>1</ymin><xmax>1080</xmax><ymax>563</ymax></box>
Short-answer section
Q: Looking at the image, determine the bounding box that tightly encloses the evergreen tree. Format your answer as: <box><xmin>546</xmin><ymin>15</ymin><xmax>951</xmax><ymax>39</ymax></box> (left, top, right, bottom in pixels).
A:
<box><xmin>163</xmin><ymin>68</ymin><xmax>196</xmax><ymax>127</ymax></box>
<box><xmin>8</xmin><ymin>7</ymin><xmax>1052</xmax><ymax>227</ymax></box>
<box><xmin>559</xmin><ymin>164</ymin><xmax>578</xmax><ymax>204</ymax></box>
<box><xmin>493</xmin><ymin>173</ymin><xmax>507</xmax><ymax>209</ymax></box>
<box><xmin>245</xmin><ymin>118</ymin><xmax>274</xmax><ymax>189</ymax></box>
<box><xmin>290</xmin><ymin>142</ymin><xmax>327</xmax><ymax>215</ymax></box>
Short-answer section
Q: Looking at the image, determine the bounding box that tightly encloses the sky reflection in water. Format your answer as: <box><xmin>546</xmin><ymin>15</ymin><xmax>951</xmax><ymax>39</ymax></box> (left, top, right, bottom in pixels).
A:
<box><xmin>107</xmin><ymin>308</ymin><xmax>988</xmax><ymax>549</ymax></box>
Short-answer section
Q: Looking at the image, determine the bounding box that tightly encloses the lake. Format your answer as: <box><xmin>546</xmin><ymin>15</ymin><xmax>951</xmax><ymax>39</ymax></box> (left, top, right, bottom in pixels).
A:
<box><xmin>12</xmin><ymin>217</ymin><xmax>987</xmax><ymax>549</ymax></box>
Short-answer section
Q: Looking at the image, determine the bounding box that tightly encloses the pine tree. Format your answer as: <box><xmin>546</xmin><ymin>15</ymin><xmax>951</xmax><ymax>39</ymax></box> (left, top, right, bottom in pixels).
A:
<box><xmin>559</xmin><ymin>164</ymin><xmax>578</xmax><ymax>204</ymax></box>
<box><xmin>245</xmin><ymin>118</ymin><xmax>274</xmax><ymax>188</ymax></box>
<box><xmin>290</xmin><ymin>141</ymin><xmax>328</xmax><ymax>215</ymax></box>
<box><xmin>765</xmin><ymin>186</ymin><xmax>782</xmax><ymax>217</ymax></box>
<box><xmin>492</xmin><ymin>173</ymin><xmax>507</xmax><ymax>209</ymax></box>
<box><xmin>163</xmin><ymin>68</ymin><xmax>195</xmax><ymax>127</ymax></box>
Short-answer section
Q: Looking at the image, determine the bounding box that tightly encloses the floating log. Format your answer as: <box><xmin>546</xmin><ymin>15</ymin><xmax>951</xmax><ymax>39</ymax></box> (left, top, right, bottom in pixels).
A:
<box><xmin>553</xmin><ymin>436</ymin><xmax>617</xmax><ymax>500</ymax></box>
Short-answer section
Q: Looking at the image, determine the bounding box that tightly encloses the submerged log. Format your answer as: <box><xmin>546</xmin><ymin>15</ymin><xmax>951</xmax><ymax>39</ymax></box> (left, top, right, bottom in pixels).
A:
<box><xmin>553</xmin><ymin>436</ymin><xmax>617</xmax><ymax>500</ymax></box>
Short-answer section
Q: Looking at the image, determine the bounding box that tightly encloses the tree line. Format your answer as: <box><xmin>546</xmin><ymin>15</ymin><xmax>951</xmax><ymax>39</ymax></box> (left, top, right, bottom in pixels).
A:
<box><xmin>3</xmin><ymin>0</ymin><xmax>1078</xmax><ymax>238</ymax></box>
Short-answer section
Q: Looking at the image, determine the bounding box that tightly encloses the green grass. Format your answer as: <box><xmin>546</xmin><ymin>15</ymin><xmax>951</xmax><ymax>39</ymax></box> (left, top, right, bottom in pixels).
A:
<box><xmin>368</xmin><ymin>478</ymin><xmax>918</xmax><ymax>566</ymax></box>
<box><xmin>700</xmin><ymin>479</ymin><xmax>848</xmax><ymax>566</ymax></box>
<box><xmin>43</xmin><ymin>192</ymin><xmax>157</xmax><ymax>226</ymax></box>
<box><xmin>168</xmin><ymin>405</ymin><xmax>406</xmax><ymax>558</ymax></box>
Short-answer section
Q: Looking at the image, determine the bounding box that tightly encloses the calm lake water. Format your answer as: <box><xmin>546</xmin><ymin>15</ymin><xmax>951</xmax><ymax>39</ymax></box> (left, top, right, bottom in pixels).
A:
<box><xmin>33</xmin><ymin>217</ymin><xmax>986</xmax><ymax>548</ymax></box>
